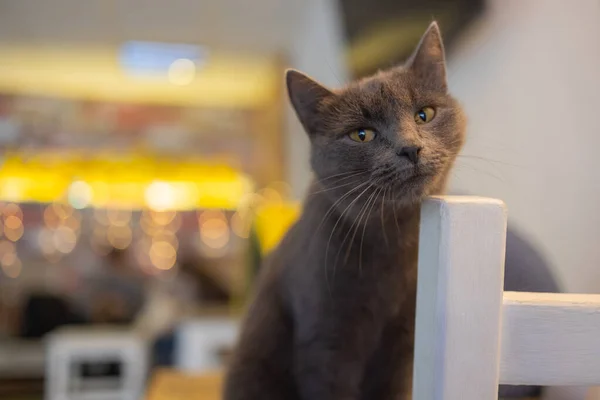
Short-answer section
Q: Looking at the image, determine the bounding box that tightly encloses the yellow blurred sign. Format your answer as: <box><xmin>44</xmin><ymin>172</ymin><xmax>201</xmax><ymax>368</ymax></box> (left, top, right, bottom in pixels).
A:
<box><xmin>0</xmin><ymin>151</ymin><xmax>254</xmax><ymax>210</ymax></box>
<box><xmin>254</xmin><ymin>202</ymin><xmax>300</xmax><ymax>254</ymax></box>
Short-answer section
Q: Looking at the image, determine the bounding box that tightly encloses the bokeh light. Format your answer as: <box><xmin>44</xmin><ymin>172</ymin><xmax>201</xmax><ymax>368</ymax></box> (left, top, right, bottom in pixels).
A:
<box><xmin>0</xmin><ymin>238</ymin><xmax>20</xmax><ymax>278</ymax></box>
<box><xmin>231</xmin><ymin>211</ymin><xmax>251</xmax><ymax>238</ymax></box>
<box><xmin>168</xmin><ymin>58</ymin><xmax>196</xmax><ymax>86</ymax></box>
<box><xmin>198</xmin><ymin>209</ymin><xmax>230</xmax><ymax>250</ymax></box>
<box><xmin>3</xmin><ymin>203</ymin><xmax>23</xmax><ymax>220</ymax></box>
<box><xmin>1</xmin><ymin>254</ymin><xmax>21</xmax><ymax>279</ymax></box>
<box><xmin>149</xmin><ymin>240</ymin><xmax>176</xmax><ymax>270</ymax></box>
<box><xmin>53</xmin><ymin>226</ymin><xmax>78</xmax><ymax>254</ymax></box>
<box><xmin>68</xmin><ymin>180</ymin><xmax>93</xmax><ymax>209</ymax></box>
<box><xmin>107</xmin><ymin>208</ymin><xmax>132</xmax><ymax>227</ymax></box>
<box><xmin>107</xmin><ymin>225</ymin><xmax>132</xmax><ymax>250</ymax></box>
<box><xmin>4</xmin><ymin>215</ymin><xmax>23</xmax><ymax>242</ymax></box>
<box><xmin>145</xmin><ymin>181</ymin><xmax>175</xmax><ymax>211</ymax></box>
<box><xmin>90</xmin><ymin>226</ymin><xmax>111</xmax><ymax>256</ymax></box>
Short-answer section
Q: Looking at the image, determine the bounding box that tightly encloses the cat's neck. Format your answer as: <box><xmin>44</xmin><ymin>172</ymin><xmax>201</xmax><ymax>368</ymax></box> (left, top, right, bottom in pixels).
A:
<box><xmin>303</xmin><ymin>180</ymin><xmax>423</xmax><ymax>248</ymax></box>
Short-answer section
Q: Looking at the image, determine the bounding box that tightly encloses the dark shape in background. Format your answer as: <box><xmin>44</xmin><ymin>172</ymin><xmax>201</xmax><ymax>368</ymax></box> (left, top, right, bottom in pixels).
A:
<box><xmin>339</xmin><ymin>0</ymin><xmax>486</xmax><ymax>77</ymax></box>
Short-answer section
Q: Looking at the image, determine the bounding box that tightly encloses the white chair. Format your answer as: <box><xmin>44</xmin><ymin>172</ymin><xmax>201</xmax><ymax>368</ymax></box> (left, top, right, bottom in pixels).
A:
<box><xmin>174</xmin><ymin>317</ymin><xmax>239</xmax><ymax>373</ymax></box>
<box><xmin>413</xmin><ymin>196</ymin><xmax>600</xmax><ymax>400</ymax></box>
<box><xmin>45</xmin><ymin>326</ymin><xmax>148</xmax><ymax>400</ymax></box>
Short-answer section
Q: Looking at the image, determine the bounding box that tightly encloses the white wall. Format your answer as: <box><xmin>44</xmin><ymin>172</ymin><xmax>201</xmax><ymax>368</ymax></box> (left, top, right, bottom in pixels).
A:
<box><xmin>448</xmin><ymin>0</ymin><xmax>600</xmax><ymax>293</ymax></box>
<box><xmin>285</xmin><ymin>0</ymin><xmax>350</xmax><ymax>198</ymax></box>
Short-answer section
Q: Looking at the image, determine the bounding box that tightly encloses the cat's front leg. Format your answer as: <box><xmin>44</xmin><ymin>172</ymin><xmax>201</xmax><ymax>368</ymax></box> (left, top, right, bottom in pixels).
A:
<box><xmin>223</xmin><ymin>272</ymin><xmax>297</xmax><ymax>400</ymax></box>
<box><xmin>292</xmin><ymin>300</ymin><xmax>386</xmax><ymax>400</ymax></box>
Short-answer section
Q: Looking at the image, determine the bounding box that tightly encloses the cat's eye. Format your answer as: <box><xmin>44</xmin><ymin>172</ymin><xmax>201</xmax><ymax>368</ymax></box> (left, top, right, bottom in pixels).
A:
<box><xmin>348</xmin><ymin>129</ymin><xmax>376</xmax><ymax>143</ymax></box>
<box><xmin>414</xmin><ymin>107</ymin><xmax>436</xmax><ymax>124</ymax></box>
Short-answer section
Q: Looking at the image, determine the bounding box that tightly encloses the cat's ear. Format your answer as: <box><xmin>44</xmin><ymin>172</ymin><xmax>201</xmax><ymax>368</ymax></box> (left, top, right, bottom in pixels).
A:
<box><xmin>406</xmin><ymin>22</ymin><xmax>447</xmax><ymax>91</ymax></box>
<box><xmin>286</xmin><ymin>69</ymin><xmax>334</xmax><ymax>132</ymax></box>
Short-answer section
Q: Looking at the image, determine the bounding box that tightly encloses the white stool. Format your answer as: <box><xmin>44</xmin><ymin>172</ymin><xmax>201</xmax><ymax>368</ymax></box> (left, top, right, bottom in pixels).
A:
<box><xmin>45</xmin><ymin>326</ymin><xmax>148</xmax><ymax>400</ymax></box>
<box><xmin>175</xmin><ymin>317</ymin><xmax>238</xmax><ymax>373</ymax></box>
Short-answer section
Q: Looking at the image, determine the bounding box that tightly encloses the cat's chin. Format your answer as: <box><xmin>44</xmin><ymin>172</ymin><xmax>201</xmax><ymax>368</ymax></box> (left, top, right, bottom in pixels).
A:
<box><xmin>390</xmin><ymin>173</ymin><xmax>438</xmax><ymax>206</ymax></box>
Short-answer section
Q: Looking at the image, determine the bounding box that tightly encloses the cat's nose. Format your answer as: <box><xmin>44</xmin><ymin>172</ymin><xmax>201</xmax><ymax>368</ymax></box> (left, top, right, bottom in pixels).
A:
<box><xmin>397</xmin><ymin>146</ymin><xmax>422</xmax><ymax>164</ymax></box>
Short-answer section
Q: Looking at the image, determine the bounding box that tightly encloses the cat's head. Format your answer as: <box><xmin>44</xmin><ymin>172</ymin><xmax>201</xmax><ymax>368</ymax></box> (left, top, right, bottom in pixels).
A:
<box><xmin>287</xmin><ymin>22</ymin><xmax>466</xmax><ymax>208</ymax></box>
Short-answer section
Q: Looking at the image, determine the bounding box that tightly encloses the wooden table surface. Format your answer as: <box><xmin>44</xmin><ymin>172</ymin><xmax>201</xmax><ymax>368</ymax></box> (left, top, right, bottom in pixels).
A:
<box><xmin>146</xmin><ymin>369</ymin><xmax>223</xmax><ymax>400</ymax></box>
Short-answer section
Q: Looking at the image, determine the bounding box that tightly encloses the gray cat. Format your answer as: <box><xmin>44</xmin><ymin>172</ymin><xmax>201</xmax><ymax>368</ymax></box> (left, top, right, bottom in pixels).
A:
<box><xmin>224</xmin><ymin>22</ymin><xmax>466</xmax><ymax>400</ymax></box>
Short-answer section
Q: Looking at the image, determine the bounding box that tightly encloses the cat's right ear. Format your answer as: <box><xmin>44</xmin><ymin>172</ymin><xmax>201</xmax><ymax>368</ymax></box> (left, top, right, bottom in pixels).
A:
<box><xmin>286</xmin><ymin>69</ymin><xmax>333</xmax><ymax>133</ymax></box>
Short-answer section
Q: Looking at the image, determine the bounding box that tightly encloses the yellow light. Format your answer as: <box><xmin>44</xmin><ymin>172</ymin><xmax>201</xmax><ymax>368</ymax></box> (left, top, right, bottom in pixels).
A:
<box><xmin>0</xmin><ymin>152</ymin><xmax>255</xmax><ymax>210</ymax></box>
<box><xmin>107</xmin><ymin>225</ymin><xmax>132</xmax><ymax>250</ymax></box>
<box><xmin>152</xmin><ymin>231</ymin><xmax>179</xmax><ymax>251</ymax></box>
<box><xmin>3</xmin><ymin>203</ymin><xmax>23</xmax><ymax>220</ymax></box>
<box><xmin>198</xmin><ymin>209</ymin><xmax>226</xmax><ymax>225</ymax></box>
<box><xmin>149</xmin><ymin>210</ymin><xmax>176</xmax><ymax>226</ymax></box>
<box><xmin>51</xmin><ymin>203</ymin><xmax>73</xmax><ymax>220</ymax></box>
<box><xmin>168</xmin><ymin>212</ymin><xmax>182</xmax><ymax>232</ymax></box>
<box><xmin>1</xmin><ymin>251</ymin><xmax>17</xmax><ymax>267</ymax></box>
<box><xmin>53</xmin><ymin>226</ymin><xmax>77</xmax><ymax>254</ymax></box>
<box><xmin>68</xmin><ymin>180</ymin><xmax>93</xmax><ymax>209</ymax></box>
<box><xmin>94</xmin><ymin>209</ymin><xmax>110</xmax><ymax>226</ymax></box>
<box><xmin>199</xmin><ymin>214</ymin><xmax>230</xmax><ymax>250</ymax></box>
<box><xmin>107</xmin><ymin>208</ymin><xmax>132</xmax><ymax>227</ymax></box>
<box><xmin>63</xmin><ymin>215</ymin><xmax>81</xmax><ymax>233</ymax></box>
<box><xmin>149</xmin><ymin>240</ymin><xmax>176</xmax><ymax>270</ymax></box>
<box><xmin>145</xmin><ymin>181</ymin><xmax>175</xmax><ymax>211</ymax></box>
<box><xmin>44</xmin><ymin>205</ymin><xmax>60</xmax><ymax>229</ymax></box>
<box><xmin>89</xmin><ymin>181</ymin><xmax>110</xmax><ymax>207</ymax></box>
<box><xmin>150</xmin><ymin>241</ymin><xmax>176</xmax><ymax>259</ymax></box>
<box><xmin>4</xmin><ymin>215</ymin><xmax>21</xmax><ymax>230</ymax></box>
<box><xmin>4</xmin><ymin>215</ymin><xmax>23</xmax><ymax>242</ymax></box>
<box><xmin>1</xmin><ymin>255</ymin><xmax>21</xmax><ymax>278</ymax></box>
<box><xmin>140</xmin><ymin>217</ymin><xmax>160</xmax><ymax>236</ymax></box>
<box><xmin>168</xmin><ymin>58</ymin><xmax>196</xmax><ymax>86</ymax></box>
<box><xmin>5</xmin><ymin>225</ymin><xmax>23</xmax><ymax>242</ymax></box>
<box><xmin>0</xmin><ymin>178</ymin><xmax>25</xmax><ymax>202</ymax></box>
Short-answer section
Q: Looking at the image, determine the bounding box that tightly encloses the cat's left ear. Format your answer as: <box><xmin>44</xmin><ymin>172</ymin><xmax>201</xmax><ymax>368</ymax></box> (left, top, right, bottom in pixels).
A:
<box><xmin>406</xmin><ymin>21</ymin><xmax>447</xmax><ymax>91</ymax></box>
<box><xmin>286</xmin><ymin>69</ymin><xmax>334</xmax><ymax>133</ymax></box>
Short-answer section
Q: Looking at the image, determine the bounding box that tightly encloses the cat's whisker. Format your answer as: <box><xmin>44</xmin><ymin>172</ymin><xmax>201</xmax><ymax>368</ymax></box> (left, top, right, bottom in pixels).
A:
<box><xmin>391</xmin><ymin>190</ymin><xmax>401</xmax><ymax>237</ymax></box>
<box><xmin>380</xmin><ymin>187</ymin><xmax>389</xmax><ymax>247</ymax></box>
<box><xmin>316</xmin><ymin>169</ymin><xmax>369</xmax><ymax>183</ymax></box>
<box><xmin>310</xmin><ymin>171</ymin><xmax>371</xmax><ymax>195</ymax></box>
<box><xmin>338</xmin><ymin>185</ymin><xmax>379</xmax><ymax>268</ymax></box>
<box><xmin>358</xmin><ymin>187</ymin><xmax>383</xmax><ymax>275</ymax></box>
<box><xmin>338</xmin><ymin>177</ymin><xmax>388</xmax><ymax>269</ymax></box>
<box><xmin>310</xmin><ymin>180</ymin><xmax>370</xmax><ymax>256</ymax></box>
<box><xmin>310</xmin><ymin>181</ymin><xmax>357</xmax><ymax>195</ymax></box>
<box><xmin>320</xmin><ymin>181</ymin><xmax>372</xmax><ymax>292</ymax></box>
<box><xmin>326</xmin><ymin>183</ymin><xmax>374</xmax><ymax>279</ymax></box>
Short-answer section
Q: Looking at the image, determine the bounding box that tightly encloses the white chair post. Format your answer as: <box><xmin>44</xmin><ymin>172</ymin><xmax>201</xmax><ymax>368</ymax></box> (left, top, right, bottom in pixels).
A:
<box><xmin>500</xmin><ymin>292</ymin><xmax>600</xmax><ymax>387</ymax></box>
<box><xmin>413</xmin><ymin>196</ymin><xmax>507</xmax><ymax>400</ymax></box>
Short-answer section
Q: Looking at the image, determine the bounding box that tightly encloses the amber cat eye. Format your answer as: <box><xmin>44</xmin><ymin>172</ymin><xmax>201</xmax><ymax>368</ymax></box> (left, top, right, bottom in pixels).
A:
<box><xmin>348</xmin><ymin>129</ymin><xmax>376</xmax><ymax>143</ymax></box>
<box><xmin>414</xmin><ymin>107</ymin><xmax>436</xmax><ymax>124</ymax></box>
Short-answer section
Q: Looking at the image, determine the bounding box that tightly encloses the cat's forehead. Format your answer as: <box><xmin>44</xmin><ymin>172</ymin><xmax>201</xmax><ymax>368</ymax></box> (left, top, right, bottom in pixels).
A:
<box><xmin>339</xmin><ymin>68</ymin><xmax>416</xmax><ymax>106</ymax></box>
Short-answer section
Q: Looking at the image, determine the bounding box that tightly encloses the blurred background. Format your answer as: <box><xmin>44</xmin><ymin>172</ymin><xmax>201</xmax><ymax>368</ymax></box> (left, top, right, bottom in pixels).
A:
<box><xmin>0</xmin><ymin>0</ymin><xmax>598</xmax><ymax>399</ymax></box>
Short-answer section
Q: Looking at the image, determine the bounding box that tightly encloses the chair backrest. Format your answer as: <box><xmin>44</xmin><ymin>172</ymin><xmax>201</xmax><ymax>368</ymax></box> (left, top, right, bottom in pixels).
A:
<box><xmin>412</xmin><ymin>197</ymin><xmax>600</xmax><ymax>400</ymax></box>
